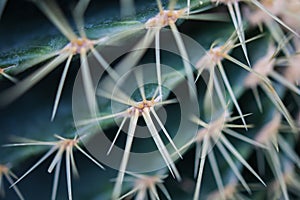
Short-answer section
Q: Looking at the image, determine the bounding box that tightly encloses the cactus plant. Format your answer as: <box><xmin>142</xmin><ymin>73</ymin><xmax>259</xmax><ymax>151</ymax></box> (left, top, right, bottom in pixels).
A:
<box><xmin>0</xmin><ymin>0</ymin><xmax>299</xmax><ymax>199</ymax></box>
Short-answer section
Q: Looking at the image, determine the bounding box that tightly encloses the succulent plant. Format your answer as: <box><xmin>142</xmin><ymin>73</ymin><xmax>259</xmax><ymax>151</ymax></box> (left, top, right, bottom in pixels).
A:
<box><xmin>0</xmin><ymin>0</ymin><xmax>299</xmax><ymax>199</ymax></box>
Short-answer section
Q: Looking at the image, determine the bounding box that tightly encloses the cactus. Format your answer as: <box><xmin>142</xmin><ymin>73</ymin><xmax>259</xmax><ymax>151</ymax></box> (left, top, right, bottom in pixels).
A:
<box><xmin>0</xmin><ymin>0</ymin><xmax>299</xmax><ymax>199</ymax></box>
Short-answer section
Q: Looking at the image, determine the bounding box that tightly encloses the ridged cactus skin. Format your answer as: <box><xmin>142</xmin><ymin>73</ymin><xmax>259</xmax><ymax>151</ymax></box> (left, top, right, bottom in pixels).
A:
<box><xmin>0</xmin><ymin>0</ymin><xmax>299</xmax><ymax>199</ymax></box>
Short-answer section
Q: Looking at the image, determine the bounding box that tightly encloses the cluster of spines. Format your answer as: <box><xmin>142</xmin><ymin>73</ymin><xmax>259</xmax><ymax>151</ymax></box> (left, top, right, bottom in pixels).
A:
<box><xmin>0</xmin><ymin>0</ymin><xmax>299</xmax><ymax>200</ymax></box>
